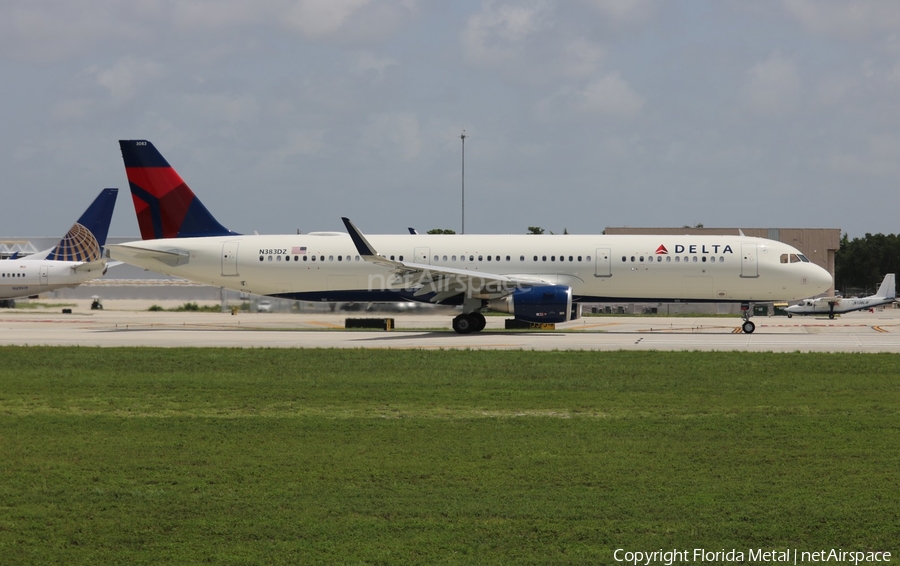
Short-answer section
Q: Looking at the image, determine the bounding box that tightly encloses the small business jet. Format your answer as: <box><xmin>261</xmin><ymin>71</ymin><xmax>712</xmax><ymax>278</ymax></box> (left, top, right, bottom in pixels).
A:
<box><xmin>107</xmin><ymin>140</ymin><xmax>832</xmax><ymax>334</ymax></box>
<box><xmin>1</xmin><ymin>188</ymin><xmax>118</xmax><ymax>304</ymax></box>
<box><xmin>785</xmin><ymin>274</ymin><xmax>895</xmax><ymax>319</ymax></box>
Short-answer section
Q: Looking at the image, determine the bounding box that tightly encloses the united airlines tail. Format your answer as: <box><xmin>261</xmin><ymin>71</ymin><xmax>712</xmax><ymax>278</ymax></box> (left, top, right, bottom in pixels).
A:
<box><xmin>38</xmin><ymin>188</ymin><xmax>118</xmax><ymax>262</ymax></box>
<box><xmin>119</xmin><ymin>140</ymin><xmax>238</xmax><ymax>239</ymax></box>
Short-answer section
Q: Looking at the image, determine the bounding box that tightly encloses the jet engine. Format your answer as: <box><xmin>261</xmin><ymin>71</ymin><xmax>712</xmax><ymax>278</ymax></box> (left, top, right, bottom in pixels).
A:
<box><xmin>487</xmin><ymin>285</ymin><xmax>574</xmax><ymax>323</ymax></box>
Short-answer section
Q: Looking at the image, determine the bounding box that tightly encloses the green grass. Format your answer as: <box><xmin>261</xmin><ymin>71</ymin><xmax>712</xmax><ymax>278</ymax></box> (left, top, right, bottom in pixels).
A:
<box><xmin>147</xmin><ymin>302</ymin><xmax>221</xmax><ymax>312</ymax></box>
<box><xmin>1</xmin><ymin>348</ymin><xmax>898</xmax><ymax>564</ymax></box>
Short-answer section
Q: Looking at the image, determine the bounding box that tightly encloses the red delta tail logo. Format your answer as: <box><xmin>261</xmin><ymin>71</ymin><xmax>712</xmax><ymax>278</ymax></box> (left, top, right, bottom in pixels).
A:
<box><xmin>655</xmin><ymin>245</ymin><xmax>669</xmax><ymax>254</ymax></box>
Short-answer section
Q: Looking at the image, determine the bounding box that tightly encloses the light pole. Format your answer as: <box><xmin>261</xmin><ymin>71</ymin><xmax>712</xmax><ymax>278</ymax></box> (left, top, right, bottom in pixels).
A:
<box><xmin>460</xmin><ymin>130</ymin><xmax>466</xmax><ymax>234</ymax></box>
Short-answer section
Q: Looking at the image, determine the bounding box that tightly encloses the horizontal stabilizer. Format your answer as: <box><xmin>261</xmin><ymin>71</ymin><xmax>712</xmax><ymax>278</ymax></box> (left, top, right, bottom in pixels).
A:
<box><xmin>106</xmin><ymin>243</ymin><xmax>191</xmax><ymax>267</ymax></box>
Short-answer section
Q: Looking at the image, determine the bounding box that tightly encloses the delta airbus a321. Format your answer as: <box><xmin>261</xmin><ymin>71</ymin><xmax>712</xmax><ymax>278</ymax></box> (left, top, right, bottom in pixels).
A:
<box><xmin>1</xmin><ymin>188</ymin><xmax>117</xmax><ymax>305</ymax></box>
<box><xmin>107</xmin><ymin>140</ymin><xmax>832</xmax><ymax>334</ymax></box>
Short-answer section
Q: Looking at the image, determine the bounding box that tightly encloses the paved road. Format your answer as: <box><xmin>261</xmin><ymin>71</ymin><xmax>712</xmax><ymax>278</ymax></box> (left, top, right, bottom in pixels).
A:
<box><xmin>2</xmin><ymin>307</ymin><xmax>899</xmax><ymax>352</ymax></box>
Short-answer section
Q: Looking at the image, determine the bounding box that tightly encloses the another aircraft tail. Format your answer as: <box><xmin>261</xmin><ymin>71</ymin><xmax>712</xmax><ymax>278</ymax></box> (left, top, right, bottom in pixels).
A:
<box><xmin>36</xmin><ymin>188</ymin><xmax>118</xmax><ymax>262</ymax></box>
<box><xmin>119</xmin><ymin>140</ymin><xmax>238</xmax><ymax>239</ymax></box>
<box><xmin>875</xmin><ymin>274</ymin><xmax>895</xmax><ymax>299</ymax></box>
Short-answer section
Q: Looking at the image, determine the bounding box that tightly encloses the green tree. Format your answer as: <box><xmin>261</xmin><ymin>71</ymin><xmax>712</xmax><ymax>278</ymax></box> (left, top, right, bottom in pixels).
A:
<box><xmin>834</xmin><ymin>232</ymin><xmax>900</xmax><ymax>295</ymax></box>
<box><xmin>426</xmin><ymin>228</ymin><xmax>456</xmax><ymax>234</ymax></box>
<box><xmin>527</xmin><ymin>226</ymin><xmax>545</xmax><ymax>235</ymax></box>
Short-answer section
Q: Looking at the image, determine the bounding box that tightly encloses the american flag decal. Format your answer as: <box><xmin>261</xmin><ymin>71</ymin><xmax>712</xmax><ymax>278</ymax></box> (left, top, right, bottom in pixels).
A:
<box><xmin>292</xmin><ymin>246</ymin><xmax>307</xmax><ymax>254</ymax></box>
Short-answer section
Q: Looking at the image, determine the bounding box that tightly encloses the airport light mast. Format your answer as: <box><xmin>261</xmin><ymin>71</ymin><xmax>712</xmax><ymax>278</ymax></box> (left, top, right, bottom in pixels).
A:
<box><xmin>461</xmin><ymin>130</ymin><xmax>466</xmax><ymax>234</ymax></box>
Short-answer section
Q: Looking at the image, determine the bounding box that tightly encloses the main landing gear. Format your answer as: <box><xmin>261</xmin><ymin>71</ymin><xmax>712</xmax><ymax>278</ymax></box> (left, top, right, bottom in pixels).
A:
<box><xmin>452</xmin><ymin>312</ymin><xmax>486</xmax><ymax>334</ymax></box>
<box><xmin>740</xmin><ymin>302</ymin><xmax>756</xmax><ymax>334</ymax></box>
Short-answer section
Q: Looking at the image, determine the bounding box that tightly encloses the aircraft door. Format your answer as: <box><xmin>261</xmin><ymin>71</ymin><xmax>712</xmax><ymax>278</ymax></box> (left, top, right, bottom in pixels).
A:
<box><xmin>594</xmin><ymin>248</ymin><xmax>611</xmax><ymax>277</ymax></box>
<box><xmin>740</xmin><ymin>243</ymin><xmax>758</xmax><ymax>278</ymax></box>
<box><xmin>414</xmin><ymin>247</ymin><xmax>431</xmax><ymax>265</ymax></box>
<box><xmin>222</xmin><ymin>242</ymin><xmax>239</xmax><ymax>276</ymax></box>
<box><xmin>40</xmin><ymin>266</ymin><xmax>49</xmax><ymax>285</ymax></box>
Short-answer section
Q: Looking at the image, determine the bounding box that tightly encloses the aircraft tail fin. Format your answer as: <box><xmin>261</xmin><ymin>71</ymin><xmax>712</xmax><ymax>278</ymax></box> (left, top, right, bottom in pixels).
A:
<box><xmin>875</xmin><ymin>274</ymin><xmax>895</xmax><ymax>299</ymax></box>
<box><xmin>119</xmin><ymin>140</ymin><xmax>238</xmax><ymax>239</ymax></box>
<box><xmin>41</xmin><ymin>188</ymin><xmax>118</xmax><ymax>262</ymax></box>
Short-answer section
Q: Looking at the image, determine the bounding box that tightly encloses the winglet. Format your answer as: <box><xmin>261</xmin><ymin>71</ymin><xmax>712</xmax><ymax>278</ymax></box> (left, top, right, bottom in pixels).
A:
<box><xmin>44</xmin><ymin>188</ymin><xmax>118</xmax><ymax>262</ymax></box>
<box><xmin>119</xmin><ymin>140</ymin><xmax>239</xmax><ymax>239</ymax></box>
<box><xmin>341</xmin><ymin>217</ymin><xmax>379</xmax><ymax>257</ymax></box>
<box><xmin>341</xmin><ymin>217</ymin><xmax>406</xmax><ymax>270</ymax></box>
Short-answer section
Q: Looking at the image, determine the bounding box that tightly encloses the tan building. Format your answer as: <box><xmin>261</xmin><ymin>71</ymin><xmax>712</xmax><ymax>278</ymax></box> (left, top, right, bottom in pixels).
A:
<box><xmin>603</xmin><ymin>227</ymin><xmax>841</xmax><ymax>296</ymax></box>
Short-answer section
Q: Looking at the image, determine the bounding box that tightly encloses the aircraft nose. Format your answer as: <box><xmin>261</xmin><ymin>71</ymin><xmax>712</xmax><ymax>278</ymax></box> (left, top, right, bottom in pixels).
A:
<box><xmin>809</xmin><ymin>263</ymin><xmax>833</xmax><ymax>294</ymax></box>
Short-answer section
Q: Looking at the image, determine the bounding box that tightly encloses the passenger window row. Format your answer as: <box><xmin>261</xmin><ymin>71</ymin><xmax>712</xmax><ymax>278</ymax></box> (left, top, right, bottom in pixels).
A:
<box><xmin>1</xmin><ymin>272</ymin><xmax>26</xmax><ymax>278</ymax></box>
<box><xmin>621</xmin><ymin>255</ymin><xmax>726</xmax><ymax>263</ymax></box>
<box><xmin>258</xmin><ymin>253</ymin><xmax>597</xmax><ymax>264</ymax></box>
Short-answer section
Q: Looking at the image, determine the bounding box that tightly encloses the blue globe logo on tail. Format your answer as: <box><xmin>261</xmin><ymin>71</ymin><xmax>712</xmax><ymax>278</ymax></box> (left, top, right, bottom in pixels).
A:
<box><xmin>46</xmin><ymin>223</ymin><xmax>101</xmax><ymax>262</ymax></box>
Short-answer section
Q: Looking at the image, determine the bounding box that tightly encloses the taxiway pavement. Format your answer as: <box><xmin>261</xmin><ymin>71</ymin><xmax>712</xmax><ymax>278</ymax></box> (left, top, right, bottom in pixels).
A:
<box><xmin>1</xmin><ymin>304</ymin><xmax>899</xmax><ymax>352</ymax></box>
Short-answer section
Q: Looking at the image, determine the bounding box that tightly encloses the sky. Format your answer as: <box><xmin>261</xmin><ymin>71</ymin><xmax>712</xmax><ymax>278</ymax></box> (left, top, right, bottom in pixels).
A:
<box><xmin>2</xmin><ymin>0</ymin><xmax>900</xmax><ymax>240</ymax></box>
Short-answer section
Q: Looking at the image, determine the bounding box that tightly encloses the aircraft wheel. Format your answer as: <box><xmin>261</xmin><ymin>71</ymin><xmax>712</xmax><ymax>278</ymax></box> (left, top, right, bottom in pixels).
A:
<box><xmin>452</xmin><ymin>314</ymin><xmax>475</xmax><ymax>334</ymax></box>
<box><xmin>742</xmin><ymin>320</ymin><xmax>756</xmax><ymax>334</ymax></box>
<box><xmin>786</xmin><ymin>313</ymin><xmax>792</xmax><ymax>318</ymax></box>
<box><xmin>472</xmin><ymin>313</ymin><xmax>486</xmax><ymax>332</ymax></box>
<box><xmin>828</xmin><ymin>313</ymin><xmax>835</xmax><ymax>320</ymax></box>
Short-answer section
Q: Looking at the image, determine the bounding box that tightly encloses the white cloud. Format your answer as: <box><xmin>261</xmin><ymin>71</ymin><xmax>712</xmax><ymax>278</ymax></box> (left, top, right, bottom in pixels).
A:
<box><xmin>585</xmin><ymin>0</ymin><xmax>658</xmax><ymax>23</ymax></box>
<box><xmin>88</xmin><ymin>57</ymin><xmax>166</xmax><ymax>104</ymax></box>
<box><xmin>361</xmin><ymin>112</ymin><xmax>422</xmax><ymax>160</ymax></box>
<box><xmin>50</xmin><ymin>99</ymin><xmax>93</xmax><ymax>122</ymax></box>
<box><xmin>782</xmin><ymin>0</ymin><xmax>900</xmax><ymax>39</ymax></box>
<box><xmin>281</xmin><ymin>0</ymin><xmax>372</xmax><ymax>39</ymax></box>
<box><xmin>461</xmin><ymin>0</ymin><xmax>549</xmax><ymax>65</ymax></box>
<box><xmin>172</xmin><ymin>0</ymin><xmax>265</xmax><ymax>29</ymax></box>
<box><xmin>577</xmin><ymin>73</ymin><xmax>645</xmax><ymax>117</ymax></box>
<box><xmin>182</xmin><ymin>93</ymin><xmax>261</xmax><ymax>123</ymax></box>
<box><xmin>353</xmin><ymin>51</ymin><xmax>399</xmax><ymax>77</ymax></box>
<box><xmin>828</xmin><ymin>134</ymin><xmax>900</xmax><ymax>177</ymax></box>
<box><xmin>559</xmin><ymin>37</ymin><xmax>606</xmax><ymax>79</ymax></box>
<box><xmin>0</xmin><ymin>1</ymin><xmax>147</xmax><ymax>63</ymax></box>
<box><xmin>742</xmin><ymin>55</ymin><xmax>801</xmax><ymax>115</ymax></box>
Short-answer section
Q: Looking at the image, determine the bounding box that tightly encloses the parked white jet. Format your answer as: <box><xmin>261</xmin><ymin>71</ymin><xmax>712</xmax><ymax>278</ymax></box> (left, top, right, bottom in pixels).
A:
<box><xmin>785</xmin><ymin>274</ymin><xmax>895</xmax><ymax>319</ymax></box>
<box><xmin>1</xmin><ymin>188</ymin><xmax>118</xmax><ymax>305</ymax></box>
<box><xmin>107</xmin><ymin>141</ymin><xmax>832</xmax><ymax>334</ymax></box>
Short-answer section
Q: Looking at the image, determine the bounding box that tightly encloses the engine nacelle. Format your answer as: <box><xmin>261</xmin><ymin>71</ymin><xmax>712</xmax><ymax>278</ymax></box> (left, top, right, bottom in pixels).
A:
<box><xmin>487</xmin><ymin>285</ymin><xmax>573</xmax><ymax>323</ymax></box>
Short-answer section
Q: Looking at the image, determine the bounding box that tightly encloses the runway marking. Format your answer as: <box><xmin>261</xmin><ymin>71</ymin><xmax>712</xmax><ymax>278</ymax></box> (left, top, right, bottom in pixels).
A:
<box><xmin>873</xmin><ymin>326</ymin><xmax>888</xmax><ymax>333</ymax></box>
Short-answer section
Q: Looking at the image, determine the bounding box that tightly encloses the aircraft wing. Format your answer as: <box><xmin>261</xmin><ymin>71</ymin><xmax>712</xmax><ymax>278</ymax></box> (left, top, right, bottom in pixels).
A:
<box><xmin>341</xmin><ymin>217</ymin><xmax>551</xmax><ymax>303</ymax></box>
<box><xmin>106</xmin><ymin>243</ymin><xmax>191</xmax><ymax>267</ymax></box>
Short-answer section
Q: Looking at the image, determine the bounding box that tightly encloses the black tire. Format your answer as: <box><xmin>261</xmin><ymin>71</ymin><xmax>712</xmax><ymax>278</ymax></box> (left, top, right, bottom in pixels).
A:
<box><xmin>472</xmin><ymin>313</ymin><xmax>486</xmax><ymax>332</ymax></box>
<box><xmin>786</xmin><ymin>313</ymin><xmax>792</xmax><ymax>318</ymax></box>
<box><xmin>742</xmin><ymin>320</ymin><xmax>755</xmax><ymax>334</ymax></box>
<box><xmin>452</xmin><ymin>314</ymin><xmax>474</xmax><ymax>334</ymax></box>
<box><xmin>828</xmin><ymin>313</ymin><xmax>835</xmax><ymax>320</ymax></box>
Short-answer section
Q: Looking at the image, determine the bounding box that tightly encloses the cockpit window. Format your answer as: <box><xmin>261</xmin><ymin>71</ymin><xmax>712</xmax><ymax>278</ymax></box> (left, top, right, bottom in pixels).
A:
<box><xmin>783</xmin><ymin>253</ymin><xmax>807</xmax><ymax>263</ymax></box>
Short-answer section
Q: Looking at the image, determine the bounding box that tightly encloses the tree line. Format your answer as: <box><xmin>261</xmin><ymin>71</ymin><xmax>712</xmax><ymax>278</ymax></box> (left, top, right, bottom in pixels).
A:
<box><xmin>835</xmin><ymin>233</ymin><xmax>900</xmax><ymax>295</ymax></box>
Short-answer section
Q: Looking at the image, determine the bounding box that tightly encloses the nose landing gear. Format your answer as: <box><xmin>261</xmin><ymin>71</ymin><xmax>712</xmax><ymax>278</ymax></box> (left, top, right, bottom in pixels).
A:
<box><xmin>741</xmin><ymin>302</ymin><xmax>756</xmax><ymax>334</ymax></box>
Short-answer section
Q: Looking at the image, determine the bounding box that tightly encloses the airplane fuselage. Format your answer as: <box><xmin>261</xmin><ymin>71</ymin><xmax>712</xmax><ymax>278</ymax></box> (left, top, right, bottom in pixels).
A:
<box><xmin>0</xmin><ymin>260</ymin><xmax>105</xmax><ymax>300</ymax></box>
<box><xmin>109</xmin><ymin>233</ymin><xmax>832</xmax><ymax>304</ymax></box>
<box><xmin>786</xmin><ymin>296</ymin><xmax>893</xmax><ymax>316</ymax></box>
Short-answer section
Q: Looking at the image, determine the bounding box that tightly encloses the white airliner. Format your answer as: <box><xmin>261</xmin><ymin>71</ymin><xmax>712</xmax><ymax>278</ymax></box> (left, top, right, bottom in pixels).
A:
<box><xmin>785</xmin><ymin>274</ymin><xmax>895</xmax><ymax>319</ymax></box>
<box><xmin>1</xmin><ymin>188</ymin><xmax>118</xmax><ymax>305</ymax></box>
<box><xmin>107</xmin><ymin>140</ymin><xmax>832</xmax><ymax>334</ymax></box>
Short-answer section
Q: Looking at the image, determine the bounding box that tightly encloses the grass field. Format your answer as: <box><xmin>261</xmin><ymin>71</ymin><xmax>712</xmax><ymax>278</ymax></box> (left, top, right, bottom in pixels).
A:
<box><xmin>1</xmin><ymin>348</ymin><xmax>898</xmax><ymax>564</ymax></box>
